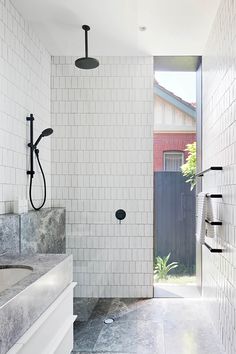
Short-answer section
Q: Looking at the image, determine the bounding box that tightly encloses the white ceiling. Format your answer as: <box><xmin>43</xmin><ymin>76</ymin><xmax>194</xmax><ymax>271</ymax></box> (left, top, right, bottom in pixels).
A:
<box><xmin>12</xmin><ymin>0</ymin><xmax>221</xmax><ymax>56</ymax></box>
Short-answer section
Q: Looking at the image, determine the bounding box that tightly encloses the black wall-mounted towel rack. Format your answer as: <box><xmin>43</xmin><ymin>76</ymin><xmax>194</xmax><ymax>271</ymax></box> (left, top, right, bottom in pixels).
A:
<box><xmin>196</xmin><ymin>166</ymin><xmax>223</xmax><ymax>177</ymax></box>
<box><xmin>197</xmin><ymin>167</ymin><xmax>223</xmax><ymax>253</ymax></box>
<box><xmin>204</xmin><ymin>242</ymin><xmax>223</xmax><ymax>253</ymax></box>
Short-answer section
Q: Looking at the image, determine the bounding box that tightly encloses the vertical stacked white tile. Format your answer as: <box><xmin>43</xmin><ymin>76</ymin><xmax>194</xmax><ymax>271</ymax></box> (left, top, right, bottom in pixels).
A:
<box><xmin>0</xmin><ymin>0</ymin><xmax>51</xmax><ymax>214</ymax></box>
<box><xmin>202</xmin><ymin>0</ymin><xmax>236</xmax><ymax>353</ymax></box>
<box><xmin>51</xmin><ymin>56</ymin><xmax>153</xmax><ymax>297</ymax></box>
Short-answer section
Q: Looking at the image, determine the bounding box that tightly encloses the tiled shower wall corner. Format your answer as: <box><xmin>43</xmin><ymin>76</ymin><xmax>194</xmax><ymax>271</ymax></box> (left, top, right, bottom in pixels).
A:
<box><xmin>51</xmin><ymin>56</ymin><xmax>154</xmax><ymax>297</ymax></box>
<box><xmin>0</xmin><ymin>0</ymin><xmax>51</xmax><ymax>214</ymax></box>
<box><xmin>202</xmin><ymin>0</ymin><xmax>236</xmax><ymax>353</ymax></box>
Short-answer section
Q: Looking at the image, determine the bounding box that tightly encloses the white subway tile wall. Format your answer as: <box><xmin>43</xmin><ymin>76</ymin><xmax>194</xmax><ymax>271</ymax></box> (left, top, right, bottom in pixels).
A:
<box><xmin>202</xmin><ymin>0</ymin><xmax>236</xmax><ymax>353</ymax></box>
<box><xmin>0</xmin><ymin>0</ymin><xmax>51</xmax><ymax>214</ymax></box>
<box><xmin>51</xmin><ymin>56</ymin><xmax>154</xmax><ymax>297</ymax></box>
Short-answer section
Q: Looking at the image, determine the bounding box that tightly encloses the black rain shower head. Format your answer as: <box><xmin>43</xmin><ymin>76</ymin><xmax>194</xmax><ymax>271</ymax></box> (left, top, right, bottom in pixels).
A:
<box><xmin>75</xmin><ymin>56</ymin><xmax>99</xmax><ymax>70</ymax></box>
<box><xmin>75</xmin><ymin>25</ymin><xmax>99</xmax><ymax>70</ymax></box>
<box><xmin>34</xmin><ymin>128</ymin><xmax>53</xmax><ymax>148</ymax></box>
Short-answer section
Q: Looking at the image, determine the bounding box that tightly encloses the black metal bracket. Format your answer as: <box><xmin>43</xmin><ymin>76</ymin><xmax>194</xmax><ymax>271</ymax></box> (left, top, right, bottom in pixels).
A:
<box><xmin>196</xmin><ymin>166</ymin><xmax>223</xmax><ymax>177</ymax></box>
<box><xmin>26</xmin><ymin>114</ymin><xmax>35</xmax><ymax>177</ymax></box>
<box><xmin>206</xmin><ymin>193</ymin><xmax>222</xmax><ymax>198</ymax></box>
<box><xmin>26</xmin><ymin>114</ymin><xmax>34</xmax><ymax>122</ymax></box>
<box><xmin>205</xmin><ymin>219</ymin><xmax>222</xmax><ymax>226</ymax></box>
<box><xmin>204</xmin><ymin>242</ymin><xmax>223</xmax><ymax>253</ymax></box>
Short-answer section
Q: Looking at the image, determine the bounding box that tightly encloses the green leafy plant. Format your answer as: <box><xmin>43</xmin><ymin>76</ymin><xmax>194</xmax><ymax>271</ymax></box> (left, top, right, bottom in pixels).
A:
<box><xmin>154</xmin><ymin>253</ymin><xmax>178</xmax><ymax>280</ymax></box>
<box><xmin>181</xmin><ymin>142</ymin><xmax>196</xmax><ymax>190</ymax></box>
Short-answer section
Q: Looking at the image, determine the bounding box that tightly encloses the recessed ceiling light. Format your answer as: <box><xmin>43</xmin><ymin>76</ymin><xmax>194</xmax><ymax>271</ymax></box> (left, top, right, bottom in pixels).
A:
<box><xmin>139</xmin><ymin>26</ymin><xmax>147</xmax><ymax>32</ymax></box>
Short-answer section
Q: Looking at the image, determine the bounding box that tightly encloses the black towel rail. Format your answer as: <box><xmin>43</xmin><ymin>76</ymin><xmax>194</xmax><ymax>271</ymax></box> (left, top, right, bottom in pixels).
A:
<box><xmin>204</xmin><ymin>242</ymin><xmax>223</xmax><ymax>253</ymax></box>
<box><xmin>206</xmin><ymin>193</ymin><xmax>222</xmax><ymax>198</ymax></box>
<box><xmin>205</xmin><ymin>219</ymin><xmax>222</xmax><ymax>226</ymax></box>
<box><xmin>196</xmin><ymin>166</ymin><xmax>223</xmax><ymax>177</ymax></box>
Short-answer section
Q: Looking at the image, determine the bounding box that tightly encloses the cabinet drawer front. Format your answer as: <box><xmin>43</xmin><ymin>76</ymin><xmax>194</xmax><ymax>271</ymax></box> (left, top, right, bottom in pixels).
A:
<box><xmin>7</xmin><ymin>283</ymin><xmax>76</xmax><ymax>354</ymax></box>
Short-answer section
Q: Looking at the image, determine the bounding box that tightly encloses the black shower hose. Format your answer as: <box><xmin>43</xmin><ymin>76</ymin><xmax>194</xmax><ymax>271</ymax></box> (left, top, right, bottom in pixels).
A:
<box><xmin>29</xmin><ymin>149</ymin><xmax>46</xmax><ymax>211</ymax></box>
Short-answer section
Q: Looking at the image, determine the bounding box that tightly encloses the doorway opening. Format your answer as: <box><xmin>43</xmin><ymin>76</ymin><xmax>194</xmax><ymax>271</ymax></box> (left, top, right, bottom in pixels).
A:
<box><xmin>153</xmin><ymin>56</ymin><xmax>202</xmax><ymax>298</ymax></box>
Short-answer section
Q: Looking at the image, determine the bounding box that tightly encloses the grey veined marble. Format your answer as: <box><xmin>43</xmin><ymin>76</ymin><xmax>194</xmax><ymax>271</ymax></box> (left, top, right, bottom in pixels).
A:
<box><xmin>74</xmin><ymin>298</ymin><xmax>99</xmax><ymax>322</ymax></box>
<box><xmin>0</xmin><ymin>253</ymin><xmax>72</xmax><ymax>354</ymax></box>
<box><xmin>0</xmin><ymin>214</ymin><xmax>19</xmax><ymax>254</ymax></box>
<box><xmin>20</xmin><ymin>208</ymin><xmax>65</xmax><ymax>254</ymax></box>
<box><xmin>73</xmin><ymin>298</ymin><xmax>226</xmax><ymax>354</ymax></box>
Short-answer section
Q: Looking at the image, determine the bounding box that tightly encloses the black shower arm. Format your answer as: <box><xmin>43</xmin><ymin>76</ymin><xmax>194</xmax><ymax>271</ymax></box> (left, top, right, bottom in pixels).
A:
<box><xmin>85</xmin><ymin>29</ymin><xmax>88</xmax><ymax>57</ymax></box>
<box><xmin>82</xmin><ymin>25</ymin><xmax>90</xmax><ymax>58</ymax></box>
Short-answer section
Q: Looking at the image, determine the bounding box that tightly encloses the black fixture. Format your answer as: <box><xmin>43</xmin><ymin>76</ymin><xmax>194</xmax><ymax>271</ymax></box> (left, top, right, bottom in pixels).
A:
<box><xmin>115</xmin><ymin>209</ymin><xmax>126</xmax><ymax>223</ymax></box>
<box><xmin>204</xmin><ymin>242</ymin><xmax>223</xmax><ymax>253</ymax></box>
<box><xmin>34</xmin><ymin>128</ymin><xmax>53</xmax><ymax>148</ymax></box>
<box><xmin>205</xmin><ymin>219</ymin><xmax>222</xmax><ymax>226</ymax></box>
<box><xmin>26</xmin><ymin>114</ymin><xmax>53</xmax><ymax>211</ymax></box>
<box><xmin>206</xmin><ymin>193</ymin><xmax>222</xmax><ymax>199</ymax></box>
<box><xmin>196</xmin><ymin>166</ymin><xmax>223</xmax><ymax>177</ymax></box>
<box><xmin>75</xmin><ymin>25</ymin><xmax>99</xmax><ymax>70</ymax></box>
<box><xmin>204</xmin><ymin>210</ymin><xmax>223</xmax><ymax>251</ymax></box>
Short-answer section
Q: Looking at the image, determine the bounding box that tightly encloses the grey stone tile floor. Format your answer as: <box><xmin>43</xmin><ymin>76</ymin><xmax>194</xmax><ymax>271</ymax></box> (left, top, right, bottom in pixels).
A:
<box><xmin>72</xmin><ymin>298</ymin><xmax>225</xmax><ymax>354</ymax></box>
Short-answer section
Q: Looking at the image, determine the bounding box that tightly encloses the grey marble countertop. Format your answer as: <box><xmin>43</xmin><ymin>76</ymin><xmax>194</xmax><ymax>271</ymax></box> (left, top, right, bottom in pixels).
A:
<box><xmin>0</xmin><ymin>253</ymin><xmax>73</xmax><ymax>354</ymax></box>
<box><xmin>0</xmin><ymin>253</ymin><xmax>69</xmax><ymax>307</ymax></box>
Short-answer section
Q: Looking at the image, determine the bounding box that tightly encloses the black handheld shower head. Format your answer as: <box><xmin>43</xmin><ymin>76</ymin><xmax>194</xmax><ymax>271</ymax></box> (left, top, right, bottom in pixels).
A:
<box><xmin>42</xmin><ymin>128</ymin><xmax>53</xmax><ymax>137</ymax></box>
<box><xmin>34</xmin><ymin>128</ymin><xmax>53</xmax><ymax>148</ymax></box>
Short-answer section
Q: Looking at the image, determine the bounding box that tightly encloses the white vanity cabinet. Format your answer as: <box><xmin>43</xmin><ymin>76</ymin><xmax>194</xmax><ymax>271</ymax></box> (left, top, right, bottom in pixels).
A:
<box><xmin>7</xmin><ymin>282</ymin><xmax>76</xmax><ymax>354</ymax></box>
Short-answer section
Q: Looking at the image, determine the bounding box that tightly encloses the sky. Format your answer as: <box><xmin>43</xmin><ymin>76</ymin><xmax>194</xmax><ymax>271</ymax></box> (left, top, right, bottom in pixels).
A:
<box><xmin>155</xmin><ymin>71</ymin><xmax>196</xmax><ymax>103</ymax></box>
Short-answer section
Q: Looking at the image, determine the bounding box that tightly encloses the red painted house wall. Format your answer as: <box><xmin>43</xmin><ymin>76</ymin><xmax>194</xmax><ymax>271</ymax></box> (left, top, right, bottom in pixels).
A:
<box><xmin>153</xmin><ymin>132</ymin><xmax>196</xmax><ymax>171</ymax></box>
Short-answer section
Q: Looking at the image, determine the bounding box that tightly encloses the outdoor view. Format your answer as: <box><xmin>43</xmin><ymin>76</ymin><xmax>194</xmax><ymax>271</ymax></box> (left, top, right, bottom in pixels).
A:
<box><xmin>153</xmin><ymin>71</ymin><xmax>197</xmax><ymax>291</ymax></box>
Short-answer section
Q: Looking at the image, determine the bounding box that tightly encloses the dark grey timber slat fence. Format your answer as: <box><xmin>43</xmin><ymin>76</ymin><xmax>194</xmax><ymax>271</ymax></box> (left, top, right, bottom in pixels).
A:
<box><xmin>154</xmin><ymin>171</ymin><xmax>196</xmax><ymax>274</ymax></box>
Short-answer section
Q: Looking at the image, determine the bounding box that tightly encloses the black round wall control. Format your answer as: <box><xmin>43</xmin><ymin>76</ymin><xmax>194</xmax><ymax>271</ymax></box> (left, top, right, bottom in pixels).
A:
<box><xmin>115</xmin><ymin>209</ymin><xmax>126</xmax><ymax>222</ymax></box>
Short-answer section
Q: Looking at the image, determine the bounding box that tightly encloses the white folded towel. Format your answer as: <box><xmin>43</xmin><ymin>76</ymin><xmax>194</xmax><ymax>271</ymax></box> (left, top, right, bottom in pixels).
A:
<box><xmin>206</xmin><ymin>197</ymin><xmax>215</xmax><ymax>238</ymax></box>
<box><xmin>196</xmin><ymin>192</ymin><xmax>216</xmax><ymax>244</ymax></box>
<box><xmin>196</xmin><ymin>192</ymin><xmax>207</xmax><ymax>244</ymax></box>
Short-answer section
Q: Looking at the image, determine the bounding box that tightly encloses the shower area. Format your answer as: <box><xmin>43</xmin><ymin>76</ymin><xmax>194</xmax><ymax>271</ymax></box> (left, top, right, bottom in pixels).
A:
<box><xmin>51</xmin><ymin>55</ymin><xmax>154</xmax><ymax>299</ymax></box>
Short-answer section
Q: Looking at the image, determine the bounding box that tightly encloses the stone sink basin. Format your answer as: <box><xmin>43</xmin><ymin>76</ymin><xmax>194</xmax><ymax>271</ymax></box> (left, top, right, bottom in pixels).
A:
<box><xmin>0</xmin><ymin>265</ymin><xmax>33</xmax><ymax>293</ymax></box>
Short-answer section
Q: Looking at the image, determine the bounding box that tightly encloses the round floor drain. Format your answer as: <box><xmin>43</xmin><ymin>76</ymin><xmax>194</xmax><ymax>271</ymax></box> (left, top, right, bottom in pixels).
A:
<box><xmin>104</xmin><ymin>318</ymin><xmax>114</xmax><ymax>324</ymax></box>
